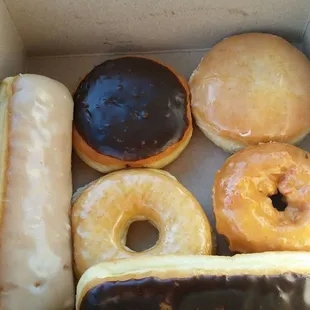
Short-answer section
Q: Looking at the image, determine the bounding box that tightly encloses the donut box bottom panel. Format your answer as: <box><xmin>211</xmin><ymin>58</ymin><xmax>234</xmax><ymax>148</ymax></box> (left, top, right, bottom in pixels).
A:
<box><xmin>25</xmin><ymin>46</ymin><xmax>310</xmax><ymax>255</ymax></box>
<box><xmin>1</xmin><ymin>0</ymin><xmax>310</xmax><ymax>255</ymax></box>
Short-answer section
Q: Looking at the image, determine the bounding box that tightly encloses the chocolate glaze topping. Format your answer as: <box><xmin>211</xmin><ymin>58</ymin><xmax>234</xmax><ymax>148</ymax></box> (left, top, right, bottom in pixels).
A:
<box><xmin>80</xmin><ymin>274</ymin><xmax>310</xmax><ymax>310</ymax></box>
<box><xmin>73</xmin><ymin>57</ymin><xmax>189</xmax><ymax>161</ymax></box>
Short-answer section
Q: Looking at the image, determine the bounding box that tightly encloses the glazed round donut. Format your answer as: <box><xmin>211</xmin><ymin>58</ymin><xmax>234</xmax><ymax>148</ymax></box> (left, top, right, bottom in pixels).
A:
<box><xmin>73</xmin><ymin>56</ymin><xmax>192</xmax><ymax>173</ymax></box>
<box><xmin>189</xmin><ymin>33</ymin><xmax>310</xmax><ymax>153</ymax></box>
<box><xmin>213</xmin><ymin>142</ymin><xmax>310</xmax><ymax>253</ymax></box>
<box><xmin>71</xmin><ymin>168</ymin><xmax>213</xmax><ymax>278</ymax></box>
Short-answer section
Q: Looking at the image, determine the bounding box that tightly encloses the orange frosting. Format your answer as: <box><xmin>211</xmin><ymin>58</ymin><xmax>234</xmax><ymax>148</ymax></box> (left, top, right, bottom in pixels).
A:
<box><xmin>213</xmin><ymin>142</ymin><xmax>310</xmax><ymax>253</ymax></box>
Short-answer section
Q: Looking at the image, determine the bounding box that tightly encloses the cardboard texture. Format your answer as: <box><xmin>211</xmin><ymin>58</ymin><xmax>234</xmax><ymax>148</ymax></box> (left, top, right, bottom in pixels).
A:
<box><xmin>303</xmin><ymin>17</ymin><xmax>310</xmax><ymax>57</ymax></box>
<box><xmin>0</xmin><ymin>0</ymin><xmax>24</xmax><ymax>79</ymax></box>
<box><xmin>1</xmin><ymin>0</ymin><xmax>310</xmax><ymax>254</ymax></box>
<box><xmin>3</xmin><ymin>0</ymin><xmax>310</xmax><ymax>56</ymax></box>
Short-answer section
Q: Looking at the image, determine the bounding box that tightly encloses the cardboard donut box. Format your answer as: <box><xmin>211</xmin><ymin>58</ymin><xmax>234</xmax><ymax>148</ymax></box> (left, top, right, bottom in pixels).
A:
<box><xmin>1</xmin><ymin>0</ymin><xmax>310</xmax><ymax>309</ymax></box>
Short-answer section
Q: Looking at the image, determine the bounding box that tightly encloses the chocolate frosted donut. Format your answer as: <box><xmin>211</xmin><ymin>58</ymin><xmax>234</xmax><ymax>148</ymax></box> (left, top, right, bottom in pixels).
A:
<box><xmin>73</xmin><ymin>56</ymin><xmax>192</xmax><ymax>172</ymax></box>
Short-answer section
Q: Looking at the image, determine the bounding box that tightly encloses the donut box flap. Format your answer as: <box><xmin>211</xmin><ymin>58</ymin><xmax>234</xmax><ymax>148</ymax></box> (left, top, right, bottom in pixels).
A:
<box><xmin>1</xmin><ymin>0</ymin><xmax>310</xmax><ymax>254</ymax></box>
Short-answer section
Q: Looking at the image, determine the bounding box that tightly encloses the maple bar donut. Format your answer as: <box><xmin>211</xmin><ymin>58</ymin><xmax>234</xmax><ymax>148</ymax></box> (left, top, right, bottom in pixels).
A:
<box><xmin>0</xmin><ymin>74</ymin><xmax>74</xmax><ymax>309</ymax></box>
<box><xmin>76</xmin><ymin>252</ymin><xmax>310</xmax><ymax>310</ymax></box>
<box><xmin>71</xmin><ymin>168</ymin><xmax>213</xmax><ymax>278</ymax></box>
<box><xmin>213</xmin><ymin>142</ymin><xmax>310</xmax><ymax>253</ymax></box>
<box><xmin>73</xmin><ymin>56</ymin><xmax>192</xmax><ymax>173</ymax></box>
<box><xmin>189</xmin><ymin>33</ymin><xmax>310</xmax><ymax>153</ymax></box>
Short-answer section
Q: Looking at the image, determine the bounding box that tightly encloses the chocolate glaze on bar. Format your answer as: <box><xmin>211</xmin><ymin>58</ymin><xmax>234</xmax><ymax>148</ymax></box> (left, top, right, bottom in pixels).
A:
<box><xmin>73</xmin><ymin>57</ymin><xmax>189</xmax><ymax>161</ymax></box>
<box><xmin>80</xmin><ymin>274</ymin><xmax>310</xmax><ymax>310</ymax></box>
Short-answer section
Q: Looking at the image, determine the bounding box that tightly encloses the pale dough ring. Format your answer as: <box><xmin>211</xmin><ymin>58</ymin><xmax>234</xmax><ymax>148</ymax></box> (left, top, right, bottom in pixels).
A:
<box><xmin>72</xmin><ymin>168</ymin><xmax>213</xmax><ymax>278</ymax></box>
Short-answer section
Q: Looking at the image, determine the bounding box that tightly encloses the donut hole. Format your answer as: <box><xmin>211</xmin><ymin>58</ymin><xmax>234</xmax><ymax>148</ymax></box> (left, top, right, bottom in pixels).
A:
<box><xmin>125</xmin><ymin>220</ymin><xmax>159</xmax><ymax>252</ymax></box>
<box><xmin>269</xmin><ymin>190</ymin><xmax>287</xmax><ymax>212</ymax></box>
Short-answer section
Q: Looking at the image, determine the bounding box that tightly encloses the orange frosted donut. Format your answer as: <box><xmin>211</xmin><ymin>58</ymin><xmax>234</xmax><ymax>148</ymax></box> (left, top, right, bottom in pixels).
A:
<box><xmin>213</xmin><ymin>142</ymin><xmax>310</xmax><ymax>253</ymax></box>
<box><xmin>72</xmin><ymin>168</ymin><xmax>213</xmax><ymax>278</ymax></box>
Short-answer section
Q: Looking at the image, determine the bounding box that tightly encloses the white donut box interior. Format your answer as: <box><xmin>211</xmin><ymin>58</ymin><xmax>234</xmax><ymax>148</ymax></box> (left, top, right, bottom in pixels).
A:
<box><xmin>1</xmin><ymin>0</ymin><xmax>310</xmax><ymax>255</ymax></box>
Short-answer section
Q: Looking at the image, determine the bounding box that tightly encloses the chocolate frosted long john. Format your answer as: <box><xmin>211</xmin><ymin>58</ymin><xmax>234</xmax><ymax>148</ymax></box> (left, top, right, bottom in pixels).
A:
<box><xmin>76</xmin><ymin>253</ymin><xmax>310</xmax><ymax>310</ymax></box>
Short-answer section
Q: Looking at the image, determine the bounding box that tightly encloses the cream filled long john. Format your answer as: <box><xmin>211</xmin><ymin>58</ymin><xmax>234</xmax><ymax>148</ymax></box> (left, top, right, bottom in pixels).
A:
<box><xmin>0</xmin><ymin>74</ymin><xmax>74</xmax><ymax>309</ymax></box>
<box><xmin>72</xmin><ymin>169</ymin><xmax>213</xmax><ymax>278</ymax></box>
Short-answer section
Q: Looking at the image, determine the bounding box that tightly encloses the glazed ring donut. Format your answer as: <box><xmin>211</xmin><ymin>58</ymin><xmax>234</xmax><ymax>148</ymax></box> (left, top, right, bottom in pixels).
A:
<box><xmin>73</xmin><ymin>56</ymin><xmax>192</xmax><ymax>173</ymax></box>
<box><xmin>72</xmin><ymin>168</ymin><xmax>213</xmax><ymax>278</ymax></box>
<box><xmin>213</xmin><ymin>142</ymin><xmax>310</xmax><ymax>253</ymax></box>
